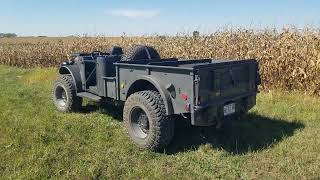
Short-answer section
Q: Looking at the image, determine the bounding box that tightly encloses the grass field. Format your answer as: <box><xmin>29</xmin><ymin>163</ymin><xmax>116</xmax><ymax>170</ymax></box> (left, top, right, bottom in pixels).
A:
<box><xmin>0</xmin><ymin>65</ymin><xmax>320</xmax><ymax>179</ymax></box>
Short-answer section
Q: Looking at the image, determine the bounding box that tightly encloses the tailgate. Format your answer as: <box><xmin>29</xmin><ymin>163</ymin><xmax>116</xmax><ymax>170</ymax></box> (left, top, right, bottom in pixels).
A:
<box><xmin>195</xmin><ymin>59</ymin><xmax>258</xmax><ymax>104</ymax></box>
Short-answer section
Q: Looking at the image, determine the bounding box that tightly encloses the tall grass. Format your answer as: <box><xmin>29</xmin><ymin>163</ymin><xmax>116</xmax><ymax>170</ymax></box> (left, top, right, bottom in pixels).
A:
<box><xmin>1</xmin><ymin>28</ymin><xmax>320</xmax><ymax>94</ymax></box>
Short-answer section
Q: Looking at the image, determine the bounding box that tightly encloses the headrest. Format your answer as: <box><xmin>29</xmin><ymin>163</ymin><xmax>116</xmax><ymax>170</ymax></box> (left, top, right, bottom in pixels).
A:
<box><xmin>110</xmin><ymin>46</ymin><xmax>123</xmax><ymax>55</ymax></box>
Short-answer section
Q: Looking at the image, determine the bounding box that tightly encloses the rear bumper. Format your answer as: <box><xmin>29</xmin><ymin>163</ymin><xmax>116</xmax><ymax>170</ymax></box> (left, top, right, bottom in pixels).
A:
<box><xmin>191</xmin><ymin>93</ymin><xmax>257</xmax><ymax>126</ymax></box>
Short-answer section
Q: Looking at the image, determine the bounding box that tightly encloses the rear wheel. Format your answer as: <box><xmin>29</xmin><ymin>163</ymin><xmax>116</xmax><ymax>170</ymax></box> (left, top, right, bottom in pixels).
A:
<box><xmin>123</xmin><ymin>90</ymin><xmax>174</xmax><ymax>151</ymax></box>
<box><xmin>52</xmin><ymin>75</ymin><xmax>82</xmax><ymax>112</ymax></box>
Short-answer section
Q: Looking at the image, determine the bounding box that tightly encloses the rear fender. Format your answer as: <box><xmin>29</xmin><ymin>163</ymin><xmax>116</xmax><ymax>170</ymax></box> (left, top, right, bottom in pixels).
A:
<box><xmin>128</xmin><ymin>75</ymin><xmax>174</xmax><ymax>115</ymax></box>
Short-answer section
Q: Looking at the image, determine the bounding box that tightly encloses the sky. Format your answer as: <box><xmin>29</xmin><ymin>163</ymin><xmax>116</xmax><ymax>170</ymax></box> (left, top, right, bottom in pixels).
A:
<box><xmin>1</xmin><ymin>0</ymin><xmax>320</xmax><ymax>37</ymax></box>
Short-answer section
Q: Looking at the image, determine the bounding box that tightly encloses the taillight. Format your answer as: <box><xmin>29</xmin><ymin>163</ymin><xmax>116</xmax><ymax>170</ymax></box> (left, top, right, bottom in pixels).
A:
<box><xmin>181</xmin><ymin>93</ymin><xmax>188</xmax><ymax>101</ymax></box>
<box><xmin>185</xmin><ymin>103</ymin><xmax>190</xmax><ymax>112</ymax></box>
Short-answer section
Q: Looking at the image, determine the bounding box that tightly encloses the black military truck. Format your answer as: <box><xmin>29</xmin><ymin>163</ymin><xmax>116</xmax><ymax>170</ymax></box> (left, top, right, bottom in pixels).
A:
<box><xmin>52</xmin><ymin>45</ymin><xmax>261</xmax><ymax>151</ymax></box>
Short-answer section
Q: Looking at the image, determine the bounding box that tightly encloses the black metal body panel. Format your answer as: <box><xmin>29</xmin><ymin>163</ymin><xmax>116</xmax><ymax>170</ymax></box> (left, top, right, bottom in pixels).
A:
<box><xmin>59</xmin><ymin>54</ymin><xmax>260</xmax><ymax>126</ymax></box>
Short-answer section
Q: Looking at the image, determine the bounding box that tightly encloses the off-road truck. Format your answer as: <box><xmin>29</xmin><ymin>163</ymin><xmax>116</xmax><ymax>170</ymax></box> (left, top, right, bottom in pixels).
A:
<box><xmin>52</xmin><ymin>45</ymin><xmax>261</xmax><ymax>151</ymax></box>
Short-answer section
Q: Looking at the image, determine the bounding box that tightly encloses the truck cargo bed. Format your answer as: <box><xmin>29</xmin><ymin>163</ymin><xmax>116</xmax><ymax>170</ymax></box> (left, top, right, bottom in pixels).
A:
<box><xmin>115</xmin><ymin>58</ymin><xmax>255</xmax><ymax>70</ymax></box>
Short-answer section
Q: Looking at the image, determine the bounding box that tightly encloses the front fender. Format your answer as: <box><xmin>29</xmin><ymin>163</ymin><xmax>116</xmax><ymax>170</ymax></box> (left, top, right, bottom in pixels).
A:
<box><xmin>59</xmin><ymin>64</ymin><xmax>83</xmax><ymax>93</ymax></box>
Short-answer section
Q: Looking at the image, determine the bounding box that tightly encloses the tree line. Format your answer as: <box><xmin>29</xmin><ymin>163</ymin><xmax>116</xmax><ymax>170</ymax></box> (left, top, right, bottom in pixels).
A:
<box><xmin>0</xmin><ymin>33</ymin><xmax>17</xmax><ymax>38</ymax></box>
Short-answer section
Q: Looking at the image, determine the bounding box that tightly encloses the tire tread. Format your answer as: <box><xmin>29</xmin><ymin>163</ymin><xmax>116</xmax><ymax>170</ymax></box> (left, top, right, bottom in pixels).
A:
<box><xmin>123</xmin><ymin>90</ymin><xmax>174</xmax><ymax>151</ymax></box>
<box><xmin>52</xmin><ymin>75</ymin><xmax>82</xmax><ymax>112</ymax></box>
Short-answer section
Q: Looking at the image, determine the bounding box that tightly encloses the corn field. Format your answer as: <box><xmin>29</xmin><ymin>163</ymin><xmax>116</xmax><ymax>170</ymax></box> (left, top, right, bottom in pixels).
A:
<box><xmin>1</xmin><ymin>28</ymin><xmax>320</xmax><ymax>94</ymax></box>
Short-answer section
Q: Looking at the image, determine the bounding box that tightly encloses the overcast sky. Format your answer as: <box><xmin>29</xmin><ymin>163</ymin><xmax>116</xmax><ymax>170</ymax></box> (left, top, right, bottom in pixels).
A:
<box><xmin>1</xmin><ymin>0</ymin><xmax>320</xmax><ymax>36</ymax></box>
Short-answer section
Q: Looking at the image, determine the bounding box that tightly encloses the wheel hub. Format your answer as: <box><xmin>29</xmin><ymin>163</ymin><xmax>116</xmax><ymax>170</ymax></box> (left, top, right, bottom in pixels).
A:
<box><xmin>137</xmin><ymin>113</ymin><xmax>149</xmax><ymax>134</ymax></box>
<box><xmin>130</xmin><ymin>107</ymin><xmax>150</xmax><ymax>138</ymax></box>
<box><xmin>55</xmin><ymin>85</ymin><xmax>67</xmax><ymax>107</ymax></box>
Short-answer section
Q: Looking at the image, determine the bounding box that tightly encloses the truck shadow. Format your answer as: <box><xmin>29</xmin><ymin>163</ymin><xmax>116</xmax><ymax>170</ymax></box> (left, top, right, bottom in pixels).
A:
<box><xmin>81</xmin><ymin>102</ymin><xmax>123</xmax><ymax>120</ymax></box>
<box><xmin>80</xmin><ymin>104</ymin><xmax>304</xmax><ymax>155</ymax></box>
<box><xmin>165</xmin><ymin>113</ymin><xmax>304</xmax><ymax>155</ymax></box>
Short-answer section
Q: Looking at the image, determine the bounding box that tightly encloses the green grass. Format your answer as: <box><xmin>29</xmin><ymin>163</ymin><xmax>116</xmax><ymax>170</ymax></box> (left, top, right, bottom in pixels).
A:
<box><xmin>0</xmin><ymin>66</ymin><xmax>319</xmax><ymax>179</ymax></box>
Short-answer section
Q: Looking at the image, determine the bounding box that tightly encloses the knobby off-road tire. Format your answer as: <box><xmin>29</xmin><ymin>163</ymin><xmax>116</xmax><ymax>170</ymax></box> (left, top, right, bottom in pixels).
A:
<box><xmin>52</xmin><ymin>75</ymin><xmax>82</xmax><ymax>112</ymax></box>
<box><xmin>121</xmin><ymin>45</ymin><xmax>160</xmax><ymax>61</ymax></box>
<box><xmin>123</xmin><ymin>90</ymin><xmax>175</xmax><ymax>151</ymax></box>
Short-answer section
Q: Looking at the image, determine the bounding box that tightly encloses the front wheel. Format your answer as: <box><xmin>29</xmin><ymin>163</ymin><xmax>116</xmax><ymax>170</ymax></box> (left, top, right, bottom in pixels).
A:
<box><xmin>123</xmin><ymin>90</ymin><xmax>175</xmax><ymax>151</ymax></box>
<box><xmin>52</xmin><ymin>75</ymin><xmax>82</xmax><ymax>112</ymax></box>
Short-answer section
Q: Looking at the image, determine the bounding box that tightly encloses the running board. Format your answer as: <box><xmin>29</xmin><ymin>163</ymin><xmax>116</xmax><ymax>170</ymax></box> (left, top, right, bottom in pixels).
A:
<box><xmin>77</xmin><ymin>92</ymin><xmax>101</xmax><ymax>102</ymax></box>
